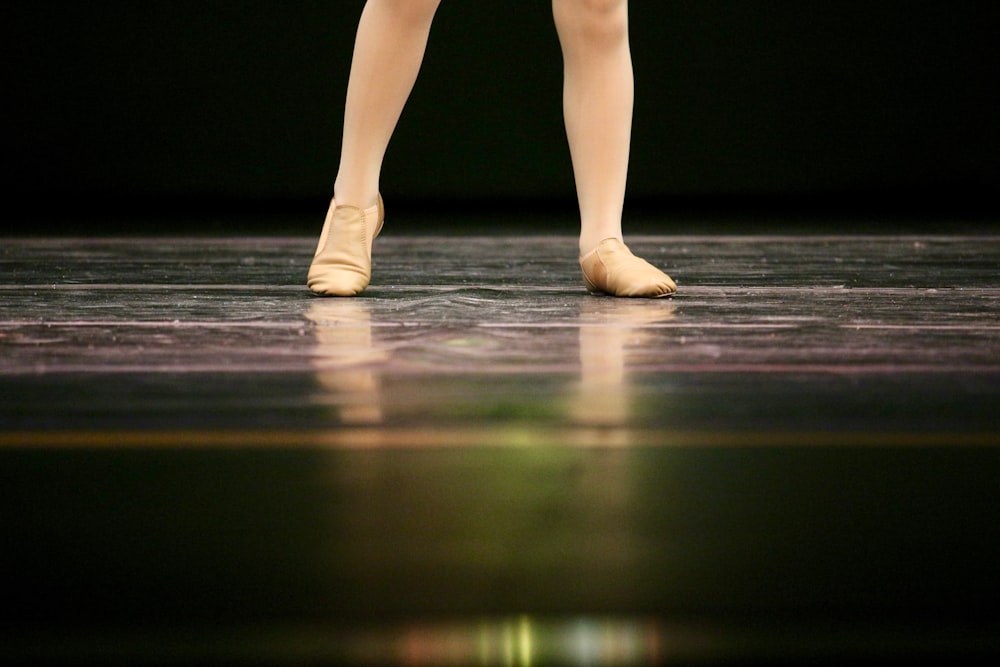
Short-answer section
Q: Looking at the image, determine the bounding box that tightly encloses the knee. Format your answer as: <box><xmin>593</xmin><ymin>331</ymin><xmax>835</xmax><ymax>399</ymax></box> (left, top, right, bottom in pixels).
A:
<box><xmin>376</xmin><ymin>0</ymin><xmax>441</xmax><ymax>24</ymax></box>
<box><xmin>554</xmin><ymin>0</ymin><xmax>629</xmax><ymax>49</ymax></box>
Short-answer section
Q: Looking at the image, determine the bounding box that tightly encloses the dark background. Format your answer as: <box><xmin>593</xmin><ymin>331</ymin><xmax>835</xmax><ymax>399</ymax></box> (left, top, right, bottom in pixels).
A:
<box><xmin>3</xmin><ymin>1</ymin><xmax>999</xmax><ymax>234</ymax></box>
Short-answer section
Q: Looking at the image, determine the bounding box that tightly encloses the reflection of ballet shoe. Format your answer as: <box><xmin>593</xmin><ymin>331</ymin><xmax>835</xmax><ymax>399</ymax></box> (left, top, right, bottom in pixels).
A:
<box><xmin>580</xmin><ymin>238</ymin><xmax>677</xmax><ymax>298</ymax></box>
<box><xmin>305</xmin><ymin>300</ymin><xmax>387</xmax><ymax>367</ymax></box>
<box><xmin>307</xmin><ymin>194</ymin><xmax>384</xmax><ymax>297</ymax></box>
<box><xmin>306</xmin><ymin>300</ymin><xmax>385</xmax><ymax>424</ymax></box>
<box><xmin>578</xmin><ymin>298</ymin><xmax>677</xmax><ymax>327</ymax></box>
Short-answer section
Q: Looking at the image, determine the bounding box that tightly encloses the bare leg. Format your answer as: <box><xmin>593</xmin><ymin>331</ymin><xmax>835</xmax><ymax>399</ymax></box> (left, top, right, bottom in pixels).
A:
<box><xmin>554</xmin><ymin>0</ymin><xmax>676</xmax><ymax>297</ymax></box>
<box><xmin>309</xmin><ymin>0</ymin><xmax>440</xmax><ymax>296</ymax></box>
<box><xmin>334</xmin><ymin>0</ymin><xmax>442</xmax><ymax>209</ymax></box>
<box><xmin>552</xmin><ymin>0</ymin><xmax>632</xmax><ymax>254</ymax></box>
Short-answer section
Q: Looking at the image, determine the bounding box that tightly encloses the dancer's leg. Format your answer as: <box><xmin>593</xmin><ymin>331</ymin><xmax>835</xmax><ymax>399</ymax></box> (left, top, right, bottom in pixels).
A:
<box><xmin>334</xmin><ymin>0</ymin><xmax>442</xmax><ymax>209</ymax></box>
<box><xmin>552</xmin><ymin>0</ymin><xmax>632</xmax><ymax>254</ymax></box>
<box><xmin>553</xmin><ymin>0</ymin><xmax>676</xmax><ymax>297</ymax></box>
<box><xmin>309</xmin><ymin>0</ymin><xmax>440</xmax><ymax>296</ymax></box>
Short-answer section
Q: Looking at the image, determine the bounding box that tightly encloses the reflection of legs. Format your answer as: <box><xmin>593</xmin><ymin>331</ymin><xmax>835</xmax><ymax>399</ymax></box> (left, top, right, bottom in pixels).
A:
<box><xmin>571</xmin><ymin>299</ymin><xmax>676</xmax><ymax>437</ymax></box>
<box><xmin>574</xmin><ymin>322</ymin><xmax>629</xmax><ymax>432</ymax></box>
<box><xmin>306</xmin><ymin>301</ymin><xmax>386</xmax><ymax>424</ymax></box>
<box><xmin>309</xmin><ymin>0</ymin><xmax>441</xmax><ymax>296</ymax></box>
<box><xmin>553</xmin><ymin>0</ymin><xmax>676</xmax><ymax>297</ymax></box>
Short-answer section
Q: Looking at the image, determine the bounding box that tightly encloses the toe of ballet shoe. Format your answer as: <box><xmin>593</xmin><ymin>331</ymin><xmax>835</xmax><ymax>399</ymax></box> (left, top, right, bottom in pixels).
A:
<box><xmin>307</xmin><ymin>271</ymin><xmax>368</xmax><ymax>297</ymax></box>
<box><xmin>612</xmin><ymin>275</ymin><xmax>676</xmax><ymax>298</ymax></box>
<box><xmin>580</xmin><ymin>238</ymin><xmax>677</xmax><ymax>298</ymax></box>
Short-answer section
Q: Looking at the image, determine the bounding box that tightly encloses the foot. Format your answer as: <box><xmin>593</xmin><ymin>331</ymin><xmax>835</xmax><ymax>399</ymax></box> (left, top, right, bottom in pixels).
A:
<box><xmin>579</xmin><ymin>238</ymin><xmax>677</xmax><ymax>298</ymax></box>
<box><xmin>307</xmin><ymin>195</ymin><xmax>384</xmax><ymax>297</ymax></box>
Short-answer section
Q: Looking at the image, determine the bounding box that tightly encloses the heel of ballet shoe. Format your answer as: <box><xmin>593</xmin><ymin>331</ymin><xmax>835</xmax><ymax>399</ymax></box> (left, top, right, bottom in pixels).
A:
<box><xmin>579</xmin><ymin>248</ymin><xmax>607</xmax><ymax>295</ymax></box>
<box><xmin>371</xmin><ymin>193</ymin><xmax>385</xmax><ymax>239</ymax></box>
<box><xmin>579</xmin><ymin>238</ymin><xmax>677</xmax><ymax>298</ymax></box>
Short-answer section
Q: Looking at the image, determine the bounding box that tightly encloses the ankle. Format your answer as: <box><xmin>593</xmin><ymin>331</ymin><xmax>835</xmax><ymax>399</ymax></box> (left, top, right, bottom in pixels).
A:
<box><xmin>579</xmin><ymin>233</ymin><xmax>623</xmax><ymax>256</ymax></box>
<box><xmin>332</xmin><ymin>183</ymin><xmax>380</xmax><ymax>210</ymax></box>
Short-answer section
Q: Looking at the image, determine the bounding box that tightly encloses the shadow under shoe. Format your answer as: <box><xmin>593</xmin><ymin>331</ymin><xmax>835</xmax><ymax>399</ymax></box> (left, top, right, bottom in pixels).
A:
<box><xmin>580</xmin><ymin>238</ymin><xmax>677</xmax><ymax>298</ymax></box>
<box><xmin>308</xmin><ymin>195</ymin><xmax>385</xmax><ymax>297</ymax></box>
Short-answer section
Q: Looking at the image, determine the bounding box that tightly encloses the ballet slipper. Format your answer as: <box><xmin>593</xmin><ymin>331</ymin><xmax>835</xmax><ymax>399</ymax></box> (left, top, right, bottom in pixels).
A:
<box><xmin>308</xmin><ymin>194</ymin><xmax>384</xmax><ymax>297</ymax></box>
<box><xmin>579</xmin><ymin>238</ymin><xmax>677</xmax><ymax>298</ymax></box>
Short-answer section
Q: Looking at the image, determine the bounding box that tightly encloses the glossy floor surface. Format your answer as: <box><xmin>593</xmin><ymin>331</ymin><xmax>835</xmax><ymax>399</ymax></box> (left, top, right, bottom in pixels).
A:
<box><xmin>2</xmin><ymin>232</ymin><xmax>1000</xmax><ymax>665</ymax></box>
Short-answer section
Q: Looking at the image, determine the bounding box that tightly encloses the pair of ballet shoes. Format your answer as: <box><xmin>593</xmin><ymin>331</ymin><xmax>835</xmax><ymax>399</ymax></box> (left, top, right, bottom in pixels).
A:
<box><xmin>309</xmin><ymin>199</ymin><xmax>676</xmax><ymax>298</ymax></box>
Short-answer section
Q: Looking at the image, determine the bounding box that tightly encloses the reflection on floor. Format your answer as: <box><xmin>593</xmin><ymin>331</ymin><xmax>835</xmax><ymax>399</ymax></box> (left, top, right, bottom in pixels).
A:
<box><xmin>2</xmin><ymin>233</ymin><xmax>999</xmax><ymax>665</ymax></box>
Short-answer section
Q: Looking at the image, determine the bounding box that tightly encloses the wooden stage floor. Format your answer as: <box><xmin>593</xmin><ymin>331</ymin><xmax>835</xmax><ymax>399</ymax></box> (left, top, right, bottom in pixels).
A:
<box><xmin>2</xmin><ymin>233</ymin><xmax>999</xmax><ymax>665</ymax></box>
